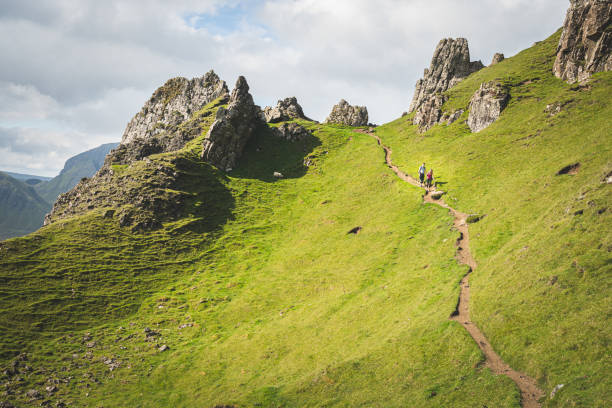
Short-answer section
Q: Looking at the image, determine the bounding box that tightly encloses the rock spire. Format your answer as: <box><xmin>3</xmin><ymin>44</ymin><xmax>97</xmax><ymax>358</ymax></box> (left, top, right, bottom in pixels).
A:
<box><xmin>263</xmin><ymin>97</ymin><xmax>309</xmax><ymax>123</ymax></box>
<box><xmin>324</xmin><ymin>100</ymin><xmax>368</xmax><ymax>126</ymax></box>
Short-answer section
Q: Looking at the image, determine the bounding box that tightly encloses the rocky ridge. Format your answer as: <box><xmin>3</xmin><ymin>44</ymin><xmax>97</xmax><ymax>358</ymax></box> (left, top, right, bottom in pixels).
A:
<box><xmin>122</xmin><ymin>71</ymin><xmax>229</xmax><ymax>145</ymax></box>
<box><xmin>201</xmin><ymin>76</ymin><xmax>265</xmax><ymax>171</ymax></box>
<box><xmin>263</xmin><ymin>97</ymin><xmax>309</xmax><ymax>123</ymax></box>
<box><xmin>409</xmin><ymin>38</ymin><xmax>484</xmax><ymax>132</ymax></box>
<box><xmin>554</xmin><ymin>0</ymin><xmax>612</xmax><ymax>83</ymax></box>
<box><xmin>324</xmin><ymin>99</ymin><xmax>368</xmax><ymax>126</ymax></box>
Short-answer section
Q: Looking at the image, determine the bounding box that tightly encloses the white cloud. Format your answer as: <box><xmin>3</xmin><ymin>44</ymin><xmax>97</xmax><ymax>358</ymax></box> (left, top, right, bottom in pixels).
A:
<box><xmin>0</xmin><ymin>0</ymin><xmax>568</xmax><ymax>175</ymax></box>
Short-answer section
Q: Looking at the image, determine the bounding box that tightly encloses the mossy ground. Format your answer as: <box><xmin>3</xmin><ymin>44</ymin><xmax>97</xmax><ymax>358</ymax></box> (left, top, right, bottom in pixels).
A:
<box><xmin>0</xmin><ymin>30</ymin><xmax>610</xmax><ymax>408</ymax></box>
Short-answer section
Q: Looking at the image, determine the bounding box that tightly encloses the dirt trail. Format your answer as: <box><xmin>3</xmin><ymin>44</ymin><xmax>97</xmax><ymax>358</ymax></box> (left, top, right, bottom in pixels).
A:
<box><xmin>356</xmin><ymin>128</ymin><xmax>544</xmax><ymax>408</ymax></box>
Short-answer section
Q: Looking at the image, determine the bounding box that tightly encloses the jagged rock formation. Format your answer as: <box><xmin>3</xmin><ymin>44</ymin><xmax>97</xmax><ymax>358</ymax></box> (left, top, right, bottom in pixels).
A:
<box><xmin>409</xmin><ymin>38</ymin><xmax>484</xmax><ymax>132</ymax></box>
<box><xmin>490</xmin><ymin>53</ymin><xmax>505</xmax><ymax>65</ymax></box>
<box><xmin>272</xmin><ymin>122</ymin><xmax>312</xmax><ymax>142</ymax></box>
<box><xmin>263</xmin><ymin>97</ymin><xmax>309</xmax><ymax>123</ymax></box>
<box><xmin>467</xmin><ymin>81</ymin><xmax>510</xmax><ymax>132</ymax></box>
<box><xmin>409</xmin><ymin>38</ymin><xmax>484</xmax><ymax>114</ymax></box>
<box><xmin>122</xmin><ymin>71</ymin><xmax>229</xmax><ymax>144</ymax></box>
<box><xmin>201</xmin><ymin>76</ymin><xmax>264</xmax><ymax>171</ymax></box>
<box><xmin>553</xmin><ymin>0</ymin><xmax>612</xmax><ymax>83</ymax></box>
<box><xmin>324</xmin><ymin>99</ymin><xmax>368</xmax><ymax>126</ymax></box>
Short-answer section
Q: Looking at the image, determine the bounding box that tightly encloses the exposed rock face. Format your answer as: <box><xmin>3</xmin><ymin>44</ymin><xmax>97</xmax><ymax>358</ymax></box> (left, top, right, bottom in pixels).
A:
<box><xmin>263</xmin><ymin>97</ymin><xmax>309</xmax><ymax>123</ymax></box>
<box><xmin>272</xmin><ymin>122</ymin><xmax>312</xmax><ymax>142</ymax></box>
<box><xmin>467</xmin><ymin>81</ymin><xmax>510</xmax><ymax>132</ymax></box>
<box><xmin>490</xmin><ymin>53</ymin><xmax>505</xmax><ymax>65</ymax></box>
<box><xmin>554</xmin><ymin>0</ymin><xmax>612</xmax><ymax>83</ymax></box>
<box><xmin>413</xmin><ymin>94</ymin><xmax>446</xmax><ymax>132</ymax></box>
<box><xmin>201</xmin><ymin>76</ymin><xmax>264</xmax><ymax>171</ymax></box>
<box><xmin>324</xmin><ymin>99</ymin><xmax>368</xmax><ymax>126</ymax></box>
<box><xmin>409</xmin><ymin>38</ymin><xmax>484</xmax><ymax>114</ymax></box>
<box><xmin>122</xmin><ymin>70</ymin><xmax>229</xmax><ymax>145</ymax></box>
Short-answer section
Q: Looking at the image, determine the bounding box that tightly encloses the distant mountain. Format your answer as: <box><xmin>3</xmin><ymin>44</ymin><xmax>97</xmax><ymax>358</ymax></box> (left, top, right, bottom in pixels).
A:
<box><xmin>3</xmin><ymin>171</ymin><xmax>52</xmax><ymax>186</ymax></box>
<box><xmin>35</xmin><ymin>142</ymin><xmax>118</xmax><ymax>204</ymax></box>
<box><xmin>0</xmin><ymin>171</ymin><xmax>51</xmax><ymax>240</ymax></box>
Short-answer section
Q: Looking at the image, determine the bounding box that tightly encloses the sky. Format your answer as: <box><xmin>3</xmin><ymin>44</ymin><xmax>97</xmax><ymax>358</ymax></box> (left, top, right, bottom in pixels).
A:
<box><xmin>0</xmin><ymin>0</ymin><xmax>568</xmax><ymax>177</ymax></box>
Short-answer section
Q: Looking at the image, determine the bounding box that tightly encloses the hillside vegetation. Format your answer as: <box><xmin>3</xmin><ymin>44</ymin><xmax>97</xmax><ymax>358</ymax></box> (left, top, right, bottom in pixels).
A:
<box><xmin>0</xmin><ymin>30</ymin><xmax>610</xmax><ymax>408</ymax></box>
<box><xmin>0</xmin><ymin>172</ymin><xmax>50</xmax><ymax>240</ymax></box>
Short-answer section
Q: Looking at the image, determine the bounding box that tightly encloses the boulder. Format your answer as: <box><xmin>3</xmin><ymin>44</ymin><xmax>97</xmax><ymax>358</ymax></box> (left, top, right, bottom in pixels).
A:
<box><xmin>467</xmin><ymin>81</ymin><xmax>510</xmax><ymax>132</ymax></box>
<box><xmin>553</xmin><ymin>0</ymin><xmax>612</xmax><ymax>83</ymax></box>
<box><xmin>201</xmin><ymin>76</ymin><xmax>264</xmax><ymax>171</ymax></box>
<box><xmin>409</xmin><ymin>38</ymin><xmax>484</xmax><ymax>114</ymax></box>
<box><xmin>272</xmin><ymin>122</ymin><xmax>312</xmax><ymax>142</ymax></box>
<box><xmin>122</xmin><ymin>70</ymin><xmax>229</xmax><ymax>145</ymax></box>
<box><xmin>324</xmin><ymin>99</ymin><xmax>369</xmax><ymax>126</ymax></box>
<box><xmin>490</xmin><ymin>53</ymin><xmax>505</xmax><ymax>65</ymax></box>
<box><xmin>263</xmin><ymin>97</ymin><xmax>309</xmax><ymax>123</ymax></box>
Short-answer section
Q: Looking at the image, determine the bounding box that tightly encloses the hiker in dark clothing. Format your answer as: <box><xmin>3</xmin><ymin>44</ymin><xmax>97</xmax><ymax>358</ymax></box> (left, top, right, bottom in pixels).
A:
<box><xmin>426</xmin><ymin>169</ymin><xmax>434</xmax><ymax>191</ymax></box>
<box><xmin>418</xmin><ymin>163</ymin><xmax>426</xmax><ymax>186</ymax></box>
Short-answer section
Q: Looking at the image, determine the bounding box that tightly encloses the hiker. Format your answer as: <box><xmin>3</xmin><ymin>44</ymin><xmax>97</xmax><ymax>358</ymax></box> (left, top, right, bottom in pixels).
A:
<box><xmin>426</xmin><ymin>169</ymin><xmax>434</xmax><ymax>191</ymax></box>
<box><xmin>418</xmin><ymin>163</ymin><xmax>426</xmax><ymax>186</ymax></box>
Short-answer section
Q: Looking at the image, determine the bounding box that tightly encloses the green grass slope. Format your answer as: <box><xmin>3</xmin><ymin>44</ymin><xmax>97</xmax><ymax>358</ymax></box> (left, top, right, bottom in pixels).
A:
<box><xmin>375</xmin><ymin>30</ymin><xmax>611</xmax><ymax>407</ymax></box>
<box><xmin>0</xmin><ymin>172</ymin><xmax>51</xmax><ymax>240</ymax></box>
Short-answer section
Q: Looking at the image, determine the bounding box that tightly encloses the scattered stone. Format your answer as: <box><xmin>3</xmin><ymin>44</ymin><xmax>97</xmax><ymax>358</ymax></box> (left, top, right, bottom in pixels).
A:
<box><xmin>45</xmin><ymin>385</ymin><xmax>58</xmax><ymax>394</ymax></box>
<box><xmin>201</xmin><ymin>76</ymin><xmax>264</xmax><ymax>171</ymax></box>
<box><xmin>101</xmin><ymin>357</ymin><xmax>121</xmax><ymax>371</ymax></box>
<box><xmin>347</xmin><ymin>226</ymin><xmax>362</xmax><ymax>234</ymax></box>
<box><xmin>82</xmin><ymin>333</ymin><xmax>92</xmax><ymax>342</ymax></box>
<box><xmin>271</xmin><ymin>122</ymin><xmax>312</xmax><ymax>142</ymax></box>
<box><xmin>401</xmin><ymin>111</ymin><xmax>408</xmax><ymax>117</ymax></box>
<box><xmin>490</xmin><ymin>53</ymin><xmax>505</xmax><ymax>65</ymax></box>
<box><xmin>603</xmin><ymin>170</ymin><xmax>612</xmax><ymax>183</ymax></box>
<box><xmin>466</xmin><ymin>214</ymin><xmax>483</xmax><ymax>223</ymax></box>
<box><xmin>263</xmin><ymin>97</ymin><xmax>309</xmax><ymax>123</ymax></box>
<box><xmin>273</xmin><ymin>172</ymin><xmax>284</xmax><ymax>178</ymax></box>
<box><xmin>103</xmin><ymin>209</ymin><xmax>115</xmax><ymax>218</ymax></box>
<box><xmin>0</xmin><ymin>402</ymin><xmax>16</xmax><ymax>408</ymax></box>
<box><xmin>158</xmin><ymin>345</ymin><xmax>169</xmax><ymax>352</ymax></box>
<box><xmin>548</xmin><ymin>275</ymin><xmax>559</xmax><ymax>285</ymax></box>
<box><xmin>556</xmin><ymin>162</ymin><xmax>581</xmax><ymax>175</ymax></box>
<box><xmin>467</xmin><ymin>81</ymin><xmax>510</xmax><ymax>132</ymax></box>
<box><xmin>26</xmin><ymin>389</ymin><xmax>42</xmax><ymax>400</ymax></box>
<box><xmin>550</xmin><ymin>383</ymin><xmax>565</xmax><ymax>398</ymax></box>
<box><xmin>409</xmin><ymin>37</ymin><xmax>484</xmax><ymax>116</ymax></box>
<box><xmin>144</xmin><ymin>327</ymin><xmax>160</xmax><ymax>339</ymax></box>
<box><xmin>324</xmin><ymin>99</ymin><xmax>369</xmax><ymax>126</ymax></box>
<box><xmin>442</xmin><ymin>109</ymin><xmax>464</xmax><ymax>125</ymax></box>
<box><xmin>553</xmin><ymin>0</ymin><xmax>612</xmax><ymax>83</ymax></box>
<box><xmin>85</xmin><ymin>341</ymin><xmax>96</xmax><ymax>348</ymax></box>
<box><xmin>430</xmin><ymin>190</ymin><xmax>446</xmax><ymax>200</ymax></box>
<box><xmin>178</xmin><ymin>323</ymin><xmax>193</xmax><ymax>329</ymax></box>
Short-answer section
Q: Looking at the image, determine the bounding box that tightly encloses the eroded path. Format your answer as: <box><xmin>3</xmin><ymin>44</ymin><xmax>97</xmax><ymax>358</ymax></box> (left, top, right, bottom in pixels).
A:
<box><xmin>356</xmin><ymin>128</ymin><xmax>543</xmax><ymax>408</ymax></box>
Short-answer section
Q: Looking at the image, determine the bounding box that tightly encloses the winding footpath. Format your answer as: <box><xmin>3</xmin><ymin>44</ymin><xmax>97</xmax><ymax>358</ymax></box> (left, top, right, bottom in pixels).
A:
<box><xmin>356</xmin><ymin>128</ymin><xmax>544</xmax><ymax>408</ymax></box>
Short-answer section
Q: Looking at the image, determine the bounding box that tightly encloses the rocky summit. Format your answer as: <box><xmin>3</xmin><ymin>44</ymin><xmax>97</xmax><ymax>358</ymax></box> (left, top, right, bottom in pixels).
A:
<box><xmin>409</xmin><ymin>38</ymin><xmax>484</xmax><ymax>132</ymax></box>
<box><xmin>263</xmin><ymin>97</ymin><xmax>309</xmax><ymax>123</ymax></box>
<box><xmin>201</xmin><ymin>76</ymin><xmax>264</xmax><ymax>171</ymax></box>
<box><xmin>122</xmin><ymin>70</ymin><xmax>229</xmax><ymax>145</ymax></box>
<box><xmin>408</xmin><ymin>38</ymin><xmax>484</xmax><ymax>114</ymax></box>
<box><xmin>324</xmin><ymin>99</ymin><xmax>368</xmax><ymax>126</ymax></box>
<box><xmin>490</xmin><ymin>53</ymin><xmax>505</xmax><ymax>66</ymax></box>
<box><xmin>553</xmin><ymin>0</ymin><xmax>612</xmax><ymax>83</ymax></box>
<box><xmin>467</xmin><ymin>81</ymin><xmax>510</xmax><ymax>133</ymax></box>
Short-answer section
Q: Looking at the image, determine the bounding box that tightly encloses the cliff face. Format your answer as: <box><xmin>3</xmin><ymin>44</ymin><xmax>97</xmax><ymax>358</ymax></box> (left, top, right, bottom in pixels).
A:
<box><xmin>122</xmin><ymin>70</ymin><xmax>229</xmax><ymax>145</ymax></box>
<box><xmin>553</xmin><ymin>0</ymin><xmax>612</xmax><ymax>83</ymax></box>
<box><xmin>409</xmin><ymin>38</ymin><xmax>483</xmax><ymax>132</ymax></box>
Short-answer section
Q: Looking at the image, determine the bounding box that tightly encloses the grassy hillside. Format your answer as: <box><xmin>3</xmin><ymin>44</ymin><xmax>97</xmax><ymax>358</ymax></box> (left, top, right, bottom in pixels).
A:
<box><xmin>0</xmin><ymin>30</ymin><xmax>609</xmax><ymax>408</ymax></box>
<box><xmin>0</xmin><ymin>172</ymin><xmax>51</xmax><ymax>240</ymax></box>
<box><xmin>375</xmin><ymin>30</ymin><xmax>611</xmax><ymax>407</ymax></box>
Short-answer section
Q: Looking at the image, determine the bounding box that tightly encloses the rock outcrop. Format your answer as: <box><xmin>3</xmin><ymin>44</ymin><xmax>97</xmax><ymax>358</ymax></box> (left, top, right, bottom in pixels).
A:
<box><xmin>553</xmin><ymin>0</ymin><xmax>612</xmax><ymax>83</ymax></box>
<box><xmin>467</xmin><ymin>81</ymin><xmax>510</xmax><ymax>132</ymax></box>
<box><xmin>490</xmin><ymin>53</ymin><xmax>505</xmax><ymax>65</ymax></box>
<box><xmin>272</xmin><ymin>122</ymin><xmax>312</xmax><ymax>142</ymax></box>
<box><xmin>263</xmin><ymin>97</ymin><xmax>309</xmax><ymax>123</ymax></box>
<box><xmin>201</xmin><ymin>76</ymin><xmax>264</xmax><ymax>171</ymax></box>
<box><xmin>122</xmin><ymin>70</ymin><xmax>229</xmax><ymax>145</ymax></box>
<box><xmin>409</xmin><ymin>38</ymin><xmax>484</xmax><ymax>114</ymax></box>
<box><xmin>409</xmin><ymin>38</ymin><xmax>484</xmax><ymax>132</ymax></box>
<box><xmin>324</xmin><ymin>99</ymin><xmax>368</xmax><ymax>126</ymax></box>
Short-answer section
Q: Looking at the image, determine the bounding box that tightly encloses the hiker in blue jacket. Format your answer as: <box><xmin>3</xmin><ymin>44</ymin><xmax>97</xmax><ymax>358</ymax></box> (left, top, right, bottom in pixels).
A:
<box><xmin>418</xmin><ymin>163</ymin><xmax>426</xmax><ymax>186</ymax></box>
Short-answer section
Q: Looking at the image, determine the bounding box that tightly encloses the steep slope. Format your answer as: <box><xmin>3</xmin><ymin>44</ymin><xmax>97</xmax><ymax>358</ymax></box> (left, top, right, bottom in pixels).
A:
<box><xmin>375</xmin><ymin>30</ymin><xmax>611</xmax><ymax>407</ymax></box>
<box><xmin>35</xmin><ymin>143</ymin><xmax>119</xmax><ymax>204</ymax></box>
<box><xmin>0</xmin><ymin>172</ymin><xmax>51</xmax><ymax>240</ymax></box>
